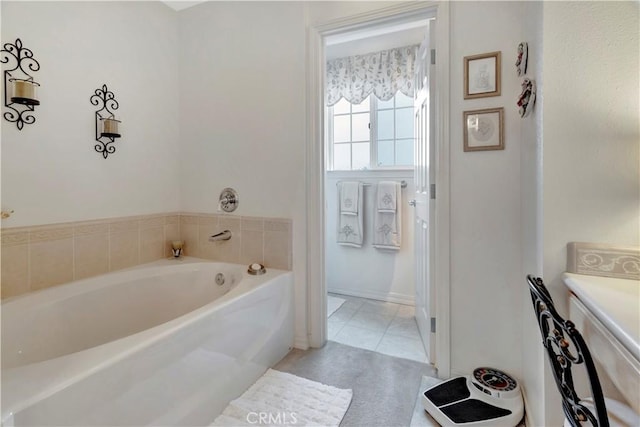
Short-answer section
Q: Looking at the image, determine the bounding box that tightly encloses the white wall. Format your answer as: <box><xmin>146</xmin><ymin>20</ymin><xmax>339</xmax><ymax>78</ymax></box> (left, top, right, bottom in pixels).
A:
<box><xmin>539</xmin><ymin>2</ymin><xmax>640</xmax><ymax>425</ymax></box>
<box><xmin>305</xmin><ymin>1</ymin><xmax>400</xmax><ymax>26</ymax></box>
<box><xmin>178</xmin><ymin>0</ymin><xmax>539</xmax><ymax>398</ymax></box>
<box><xmin>6</xmin><ymin>4</ymin><xmax>636</xmax><ymax>425</ymax></box>
<box><xmin>177</xmin><ymin>1</ymin><xmax>308</xmax><ymax>346</ymax></box>
<box><xmin>178</xmin><ymin>1</ymin><xmax>305</xmax><ymax>219</ymax></box>
<box><xmin>176</xmin><ymin>0</ymin><xmax>415</xmax><ymax>349</ymax></box>
<box><xmin>326</xmin><ymin>26</ymin><xmax>425</xmax><ymax>60</ymax></box>
<box><xmin>518</xmin><ymin>1</ymin><xmax>545</xmax><ymax>425</ymax></box>
<box><xmin>313</xmin><ymin>2</ymin><xmax>536</xmax><ymax>385</ymax></box>
<box><xmin>1</xmin><ymin>1</ymin><xmax>181</xmax><ymax>227</ymax></box>
<box><xmin>449</xmin><ymin>1</ymin><xmax>528</xmax><ymax>380</ymax></box>
<box><xmin>325</xmin><ymin>172</ymin><xmax>415</xmax><ymax>304</ymax></box>
<box><xmin>542</xmin><ymin>0</ymin><xmax>640</xmax><ymax>300</ymax></box>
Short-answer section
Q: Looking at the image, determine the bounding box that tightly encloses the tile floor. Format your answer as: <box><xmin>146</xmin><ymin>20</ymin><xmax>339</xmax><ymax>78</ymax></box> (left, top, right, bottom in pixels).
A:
<box><xmin>328</xmin><ymin>293</ymin><xmax>429</xmax><ymax>363</ymax></box>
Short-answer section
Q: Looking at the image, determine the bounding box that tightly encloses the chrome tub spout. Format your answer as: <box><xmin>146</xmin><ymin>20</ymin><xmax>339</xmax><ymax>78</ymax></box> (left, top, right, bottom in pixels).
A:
<box><xmin>209</xmin><ymin>230</ymin><xmax>232</xmax><ymax>242</ymax></box>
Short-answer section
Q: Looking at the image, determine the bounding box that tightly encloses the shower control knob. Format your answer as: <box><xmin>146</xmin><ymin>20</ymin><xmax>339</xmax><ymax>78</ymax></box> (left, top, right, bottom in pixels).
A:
<box><xmin>219</xmin><ymin>188</ymin><xmax>239</xmax><ymax>212</ymax></box>
<box><xmin>409</xmin><ymin>199</ymin><xmax>417</xmax><ymax>206</ymax></box>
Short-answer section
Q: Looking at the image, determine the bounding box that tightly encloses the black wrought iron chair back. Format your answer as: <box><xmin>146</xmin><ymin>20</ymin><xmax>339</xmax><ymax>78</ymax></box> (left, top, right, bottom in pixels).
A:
<box><xmin>527</xmin><ymin>275</ymin><xmax>609</xmax><ymax>427</ymax></box>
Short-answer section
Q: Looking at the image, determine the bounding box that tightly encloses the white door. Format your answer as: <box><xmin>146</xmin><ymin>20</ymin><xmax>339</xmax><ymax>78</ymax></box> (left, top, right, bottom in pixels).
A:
<box><xmin>412</xmin><ymin>21</ymin><xmax>436</xmax><ymax>363</ymax></box>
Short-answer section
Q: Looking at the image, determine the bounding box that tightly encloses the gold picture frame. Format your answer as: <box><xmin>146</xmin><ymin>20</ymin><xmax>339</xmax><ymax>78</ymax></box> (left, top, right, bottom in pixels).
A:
<box><xmin>463</xmin><ymin>107</ymin><xmax>504</xmax><ymax>152</ymax></box>
<box><xmin>464</xmin><ymin>51</ymin><xmax>501</xmax><ymax>99</ymax></box>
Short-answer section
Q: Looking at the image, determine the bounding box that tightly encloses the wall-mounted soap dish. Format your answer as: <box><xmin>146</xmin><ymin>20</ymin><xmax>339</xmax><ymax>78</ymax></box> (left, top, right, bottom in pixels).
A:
<box><xmin>248</xmin><ymin>263</ymin><xmax>266</xmax><ymax>275</ymax></box>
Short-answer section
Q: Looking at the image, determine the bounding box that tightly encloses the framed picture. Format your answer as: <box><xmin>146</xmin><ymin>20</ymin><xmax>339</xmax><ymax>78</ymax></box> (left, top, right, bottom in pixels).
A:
<box><xmin>464</xmin><ymin>51</ymin><xmax>501</xmax><ymax>99</ymax></box>
<box><xmin>463</xmin><ymin>107</ymin><xmax>504</xmax><ymax>152</ymax></box>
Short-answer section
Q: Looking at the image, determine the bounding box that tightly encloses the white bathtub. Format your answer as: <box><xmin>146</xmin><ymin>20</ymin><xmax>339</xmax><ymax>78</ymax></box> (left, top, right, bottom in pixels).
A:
<box><xmin>1</xmin><ymin>257</ymin><xmax>294</xmax><ymax>426</ymax></box>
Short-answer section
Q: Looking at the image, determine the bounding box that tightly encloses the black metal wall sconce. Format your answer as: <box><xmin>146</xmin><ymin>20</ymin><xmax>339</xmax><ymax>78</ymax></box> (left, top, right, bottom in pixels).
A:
<box><xmin>90</xmin><ymin>84</ymin><xmax>122</xmax><ymax>159</ymax></box>
<box><xmin>1</xmin><ymin>38</ymin><xmax>41</xmax><ymax>131</ymax></box>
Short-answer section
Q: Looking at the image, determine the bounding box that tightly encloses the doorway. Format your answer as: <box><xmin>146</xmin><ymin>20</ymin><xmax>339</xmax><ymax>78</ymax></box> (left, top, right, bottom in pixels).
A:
<box><xmin>305</xmin><ymin>1</ymin><xmax>451</xmax><ymax>378</ymax></box>
<box><xmin>323</xmin><ymin>21</ymin><xmax>428</xmax><ymax>363</ymax></box>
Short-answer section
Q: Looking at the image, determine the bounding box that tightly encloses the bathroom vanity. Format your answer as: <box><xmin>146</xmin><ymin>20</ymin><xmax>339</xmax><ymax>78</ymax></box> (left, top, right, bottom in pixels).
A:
<box><xmin>563</xmin><ymin>273</ymin><xmax>640</xmax><ymax>413</ymax></box>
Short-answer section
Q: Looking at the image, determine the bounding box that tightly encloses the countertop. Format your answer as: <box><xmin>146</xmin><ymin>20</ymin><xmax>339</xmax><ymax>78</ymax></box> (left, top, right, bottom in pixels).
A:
<box><xmin>563</xmin><ymin>272</ymin><xmax>640</xmax><ymax>361</ymax></box>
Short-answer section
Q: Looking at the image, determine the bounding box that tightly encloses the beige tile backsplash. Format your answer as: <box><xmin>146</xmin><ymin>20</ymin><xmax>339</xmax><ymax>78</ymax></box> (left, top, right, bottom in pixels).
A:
<box><xmin>30</xmin><ymin>238</ymin><xmax>74</xmax><ymax>291</ymax></box>
<box><xmin>74</xmin><ymin>233</ymin><xmax>109</xmax><ymax>280</ymax></box>
<box><xmin>183</xmin><ymin>213</ymin><xmax>290</xmax><ymax>269</ymax></box>
<box><xmin>1</xmin><ymin>212</ymin><xmax>292</xmax><ymax>299</ymax></box>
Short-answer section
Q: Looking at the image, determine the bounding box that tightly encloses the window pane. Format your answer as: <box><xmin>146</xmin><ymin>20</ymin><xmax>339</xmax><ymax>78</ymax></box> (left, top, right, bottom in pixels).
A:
<box><xmin>352</xmin><ymin>113</ymin><xmax>370</xmax><ymax>142</ymax></box>
<box><xmin>377</xmin><ymin>110</ymin><xmax>394</xmax><ymax>140</ymax></box>
<box><xmin>396</xmin><ymin>108</ymin><xmax>414</xmax><ymax>139</ymax></box>
<box><xmin>352</xmin><ymin>96</ymin><xmax>370</xmax><ymax>113</ymax></box>
<box><xmin>334</xmin><ymin>143</ymin><xmax>351</xmax><ymax>170</ymax></box>
<box><xmin>333</xmin><ymin>115</ymin><xmax>351</xmax><ymax>143</ymax></box>
<box><xmin>352</xmin><ymin>142</ymin><xmax>370</xmax><ymax>170</ymax></box>
<box><xmin>333</xmin><ymin>98</ymin><xmax>350</xmax><ymax>115</ymax></box>
<box><xmin>377</xmin><ymin>96</ymin><xmax>394</xmax><ymax>110</ymax></box>
<box><xmin>377</xmin><ymin>140</ymin><xmax>394</xmax><ymax>166</ymax></box>
<box><xmin>396</xmin><ymin>92</ymin><xmax>413</xmax><ymax>108</ymax></box>
<box><xmin>396</xmin><ymin>138</ymin><xmax>414</xmax><ymax>166</ymax></box>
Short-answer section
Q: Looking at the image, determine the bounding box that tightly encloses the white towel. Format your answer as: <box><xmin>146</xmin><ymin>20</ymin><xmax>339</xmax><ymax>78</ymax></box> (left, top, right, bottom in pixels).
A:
<box><xmin>373</xmin><ymin>181</ymin><xmax>402</xmax><ymax>250</ymax></box>
<box><xmin>376</xmin><ymin>181</ymin><xmax>397</xmax><ymax>213</ymax></box>
<box><xmin>337</xmin><ymin>182</ymin><xmax>363</xmax><ymax>247</ymax></box>
<box><xmin>340</xmin><ymin>181</ymin><xmax>359</xmax><ymax>215</ymax></box>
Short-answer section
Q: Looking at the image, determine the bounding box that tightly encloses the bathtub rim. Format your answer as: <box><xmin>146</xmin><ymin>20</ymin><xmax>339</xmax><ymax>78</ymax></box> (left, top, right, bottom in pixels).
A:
<box><xmin>2</xmin><ymin>257</ymin><xmax>254</xmax><ymax>307</ymax></box>
<box><xmin>1</xmin><ymin>257</ymin><xmax>252</xmax><ymax>370</ymax></box>
<box><xmin>1</xmin><ymin>257</ymin><xmax>293</xmax><ymax>420</ymax></box>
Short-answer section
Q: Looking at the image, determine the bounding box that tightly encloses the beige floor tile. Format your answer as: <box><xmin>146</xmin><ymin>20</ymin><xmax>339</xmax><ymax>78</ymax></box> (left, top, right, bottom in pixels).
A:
<box><xmin>359</xmin><ymin>299</ymin><xmax>401</xmax><ymax>316</ymax></box>
<box><xmin>328</xmin><ymin>294</ymin><xmax>428</xmax><ymax>363</ymax></box>
<box><xmin>376</xmin><ymin>334</ymin><xmax>427</xmax><ymax>363</ymax></box>
<box><xmin>387</xmin><ymin>317</ymin><xmax>421</xmax><ymax>340</ymax></box>
<box><xmin>347</xmin><ymin>310</ymin><xmax>395</xmax><ymax>332</ymax></box>
<box><xmin>332</xmin><ymin>325</ymin><xmax>384</xmax><ymax>351</ymax></box>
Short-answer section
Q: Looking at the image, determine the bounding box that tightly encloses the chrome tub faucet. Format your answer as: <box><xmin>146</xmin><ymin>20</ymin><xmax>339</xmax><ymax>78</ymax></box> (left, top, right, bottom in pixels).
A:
<box><xmin>209</xmin><ymin>230</ymin><xmax>232</xmax><ymax>242</ymax></box>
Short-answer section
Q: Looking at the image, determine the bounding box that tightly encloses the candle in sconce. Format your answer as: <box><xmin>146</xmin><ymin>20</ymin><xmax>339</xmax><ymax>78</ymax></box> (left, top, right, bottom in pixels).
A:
<box><xmin>101</xmin><ymin>117</ymin><xmax>121</xmax><ymax>138</ymax></box>
<box><xmin>11</xmin><ymin>79</ymin><xmax>40</xmax><ymax>105</ymax></box>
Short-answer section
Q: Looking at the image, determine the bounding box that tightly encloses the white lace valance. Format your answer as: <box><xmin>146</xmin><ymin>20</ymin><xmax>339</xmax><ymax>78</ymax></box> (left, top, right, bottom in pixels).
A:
<box><xmin>326</xmin><ymin>44</ymin><xmax>418</xmax><ymax>106</ymax></box>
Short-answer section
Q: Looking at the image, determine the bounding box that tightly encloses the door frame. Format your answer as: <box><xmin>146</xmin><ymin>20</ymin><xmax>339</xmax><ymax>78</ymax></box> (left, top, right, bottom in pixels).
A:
<box><xmin>305</xmin><ymin>1</ymin><xmax>451</xmax><ymax>378</ymax></box>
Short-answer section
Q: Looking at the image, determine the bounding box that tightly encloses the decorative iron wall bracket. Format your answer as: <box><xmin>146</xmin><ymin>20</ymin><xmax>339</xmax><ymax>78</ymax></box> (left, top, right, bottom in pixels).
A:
<box><xmin>1</xmin><ymin>38</ymin><xmax>41</xmax><ymax>131</ymax></box>
<box><xmin>90</xmin><ymin>84</ymin><xmax>121</xmax><ymax>159</ymax></box>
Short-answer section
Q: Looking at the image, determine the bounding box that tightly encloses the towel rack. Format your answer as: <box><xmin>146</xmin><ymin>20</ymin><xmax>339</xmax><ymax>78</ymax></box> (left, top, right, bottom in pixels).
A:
<box><xmin>337</xmin><ymin>180</ymin><xmax>407</xmax><ymax>188</ymax></box>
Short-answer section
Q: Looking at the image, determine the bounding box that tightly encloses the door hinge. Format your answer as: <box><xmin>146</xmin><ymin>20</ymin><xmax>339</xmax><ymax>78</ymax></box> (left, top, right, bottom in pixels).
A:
<box><xmin>430</xmin><ymin>317</ymin><xmax>436</xmax><ymax>333</ymax></box>
<box><xmin>430</xmin><ymin>183</ymin><xmax>436</xmax><ymax>199</ymax></box>
<box><xmin>430</xmin><ymin>49</ymin><xmax>436</xmax><ymax>65</ymax></box>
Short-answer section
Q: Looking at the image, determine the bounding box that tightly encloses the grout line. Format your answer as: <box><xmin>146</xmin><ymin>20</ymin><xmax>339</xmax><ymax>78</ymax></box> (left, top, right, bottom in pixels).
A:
<box><xmin>71</xmin><ymin>233</ymin><xmax>76</xmax><ymax>281</ymax></box>
<box><xmin>329</xmin><ymin>294</ymin><xmax>428</xmax><ymax>362</ymax></box>
<box><xmin>107</xmin><ymin>230</ymin><xmax>112</xmax><ymax>271</ymax></box>
<box><xmin>375</xmin><ymin>311</ymin><xmax>396</xmax><ymax>352</ymax></box>
<box><xmin>26</xmin><ymin>232</ymin><xmax>32</xmax><ymax>292</ymax></box>
<box><xmin>353</xmin><ymin>296</ymin><xmax>426</xmax><ymax>361</ymax></box>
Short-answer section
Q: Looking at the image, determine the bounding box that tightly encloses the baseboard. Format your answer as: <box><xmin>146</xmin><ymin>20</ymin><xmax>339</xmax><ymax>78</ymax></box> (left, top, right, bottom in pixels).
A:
<box><xmin>524</xmin><ymin>410</ymin><xmax>532</xmax><ymax>426</ymax></box>
<box><xmin>522</xmin><ymin>389</ymin><xmax>533</xmax><ymax>426</ymax></box>
<box><xmin>327</xmin><ymin>287</ymin><xmax>415</xmax><ymax>305</ymax></box>
<box><xmin>294</xmin><ymin>334</ymin><xmax>309</xmax><ymax>350</ymax></box>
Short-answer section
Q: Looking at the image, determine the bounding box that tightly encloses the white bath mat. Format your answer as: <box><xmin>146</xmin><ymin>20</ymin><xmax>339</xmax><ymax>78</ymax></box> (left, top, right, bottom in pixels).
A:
<box><xmin>327</xmin><ymin>296</ymin><xmax>346</xmax><ymax>317</ymax></box>
<box><xmin>211</xmin><ymin>369</ymin><xmax>352</xmax><ymax>427</ymax></box>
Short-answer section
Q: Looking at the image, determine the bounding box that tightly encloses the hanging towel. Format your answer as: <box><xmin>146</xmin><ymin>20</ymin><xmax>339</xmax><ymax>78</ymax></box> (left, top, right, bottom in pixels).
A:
<box><xmin>340</xmin><ymin>181</ymin><xmax>359</xmax><ymax>215</ymax></box>
<box><xmin>337</xmin><ymin>182</ymin><xmax>363</xmax><ymax>247</ymax></box>
<box><xmin>376</xmin><ymin>181</ymin><xmax>397</xmax><ymax>213</ymax></box>
<box><xmin>373</xmin><ymin>181</ymin><xmax>402</xmax><ymax>250</ymax></box>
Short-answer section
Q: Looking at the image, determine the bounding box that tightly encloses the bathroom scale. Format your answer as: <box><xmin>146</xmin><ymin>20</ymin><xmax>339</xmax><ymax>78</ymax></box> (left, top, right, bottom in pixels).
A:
<box><xmin>422</xmin><ymin>367</ymin><xmax>523</xmax><ymax>427</ymax></box>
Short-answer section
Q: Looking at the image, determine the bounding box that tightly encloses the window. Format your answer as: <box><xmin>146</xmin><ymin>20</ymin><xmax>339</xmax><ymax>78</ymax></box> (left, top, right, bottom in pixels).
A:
<box><xmin>329</xmin><ymin>92</ymin><xmax>414</xmax><ymax>171</ymax></box>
